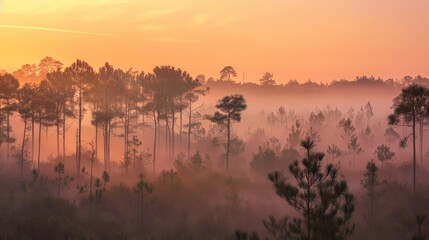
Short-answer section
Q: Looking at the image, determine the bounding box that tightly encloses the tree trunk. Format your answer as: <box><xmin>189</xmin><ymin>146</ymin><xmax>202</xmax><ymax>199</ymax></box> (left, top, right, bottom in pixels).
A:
<box><xmin>63</xmin><ymin>109</ymin><xmax>66</xmax><ymax>159</ymax></box>
<box><xmin>153</xmin><ymin>112</ymin><xmax>157</xmax><ymax>172</ymax></box>
<box><xmin>187</xmin><ymin>100</ymin><xmax>192</xmax><ymax>161</ymax></box>
<box><xmin>413</xmin><ymin>110</ymin><xmax>417</xmax><ymax>198</ymax></box>
<box><xmin>78</xmin><ymin>84</ymin><xmax>82</xmax><ymax>175</ymax></box>
<box><xmin>38</xmin><ymin>119</ymin><xmax>42</xmax><ymax>172</ymax></box>
<box><xmin>21</xmin><ymin>119</ymin><xmax>27</xmax><ymax>178</ymax></box>
<box><xmin>93</xmin><ymin>103</ymin><xmax>98</xmax><ymax>160</ymax></box>
<box><xmin>6</xmin><ymin>107</ymin><xmax>10</xmax><ymax>164</ymax></box>
<box><xmin>180</xmin><ymin>101</ymin><xmax>183</xmax><ymax>150</ymax></box>
<box><xmin>32</xmin><ymin>116</ymin><xmax>35</xmax><ymax>163</ymax></box>
<box><xmin>57</xmin><ymin>115</ymin><xmax>60</xmax><ymax>159</ymax></box>
<box><xmin>226</xmin><ymin>115</ymin><xmax>231</xmax><ymax>171</ymax></box>
<box><xmin>172</xmin><ymin>109</ymin><xmax>175</xmax><ymax>160</ymax></box>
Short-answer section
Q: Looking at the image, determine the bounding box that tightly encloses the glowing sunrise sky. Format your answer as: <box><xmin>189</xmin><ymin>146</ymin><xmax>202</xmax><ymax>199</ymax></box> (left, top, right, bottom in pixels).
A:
<box><xmin>0</xmin><ymin>0</ymin><xmax>428</xmax><ymax>83</ymax></box>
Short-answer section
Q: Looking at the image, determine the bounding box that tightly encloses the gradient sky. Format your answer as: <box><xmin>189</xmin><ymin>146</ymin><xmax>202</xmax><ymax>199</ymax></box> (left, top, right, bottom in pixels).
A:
<box><xmin>0</xmin><ymin>0</ymin><xmax>428</xmax><ymax>83</ymax></box>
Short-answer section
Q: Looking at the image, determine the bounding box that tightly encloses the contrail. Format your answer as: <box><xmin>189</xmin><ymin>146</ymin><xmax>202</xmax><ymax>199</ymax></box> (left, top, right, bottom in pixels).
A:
<box><xmin>0</xmin><ymin>24</ymin><xmax>114</xmax><ymax>37</ymax></box>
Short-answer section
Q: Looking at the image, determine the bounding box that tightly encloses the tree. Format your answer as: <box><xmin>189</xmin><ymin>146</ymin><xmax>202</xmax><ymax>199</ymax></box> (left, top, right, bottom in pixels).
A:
<box><xmin>277</xmin><ymin>106</ymin><xmax>287</xmax><ymax>126</ymax></box>
<box><xmin>92</xmin><ymin>63</ymin><xmax>123</xmax><ymax>170</ymax></box>
<box><xmin>388</xmin><ymin>84</ymin><xmax>429</xmax><ymax>198</ymax></box>
<box><xmin>37</xmin><ymin>56</ymin><xmax>63</xmax><ymax>78</ymax></box>
<box><xmin>364</xmin><ymin>101</ymin><xmax>374</xmax><ymax>124</ymax></box>
<box><xmin>207</xmin><ymin>95</ymin><xmax>247</xmax><ymax>170</ymax></box>
<box><xmin>287</xmin><ymin>120</ymin><xmax>303</xmax><ymax>148</ymax></box>
<box><xmin>17</xmin><ymin>83</ymin><xmax>37</xmax><ymax>177</ymax></box>
<box><xmin>349</xmin><ymin>135</ymin><xmax>363</xmax><ymax>169</ymax></box>
<box><xmin>46</xmin><ymin>70</ymin><xmax>75</xmax><ymax>159</ymax></box>
<box><xmin>64</xmin><ymin>60</ymin><xmax>94</xmax><ymax>174</ymax></box>
<box><xmin>361</xmin><ymin>161</ymin><xmax>385</xmax><ymax>234</ymax></box>
<box><xmin>134</xmin><ymin>174</ymin><xmax>154</xmax><ymax>233</ymax></box>
<box><xmin>219</xmin><ymin>66</ymin><xmax>237</xmax><ymax>81</ymax></box>
<box><xmin>183</xmin><ymin>76</ymin><xmax>208</xmax><ymax>160</ymax></box>
<box><xmin>374</xmin><ymin>144</ymin><xmax>395</xmax><ymax>168</ymax></box>
<box><xmin>384</xmin><ymin>127</ymin><xmax>400</xmax><ymax>146</ymax></box>
<box><xmin>327</xmin><ymin>144</ymin><xmax>342</xmax><ymax>164</ymax></box>
<box><xmin>259</xmin><ymin>72</ymin><xmax>276</xmax><ymax>85</ymax></box>
<box><xmin>0</xmin><ymin>73</ymin><xmax>20</xmax><ymax>164</ymax></box>
<box><xmin>413</xmin><ymin>214</ymin><xmax>426</xmax><ymax>240</ymax></box>
<box><xmin>267</xmin><ymin>138</ymin><xmax>355</xmax><ymax>240</ymax></box>
<box><xmin>338</xmin><ymin>118</ymin><xmax>363</xmax><ymax>168</ymax></box>
<box><xmin>53</xmin><ymin>162</ymin><xmax>74</xmax><ymax>198</ymax></box>
<box><xmin>34</xmin><ymin>80</ymin><xmax>56</xmax><ymax>171</ymax></box>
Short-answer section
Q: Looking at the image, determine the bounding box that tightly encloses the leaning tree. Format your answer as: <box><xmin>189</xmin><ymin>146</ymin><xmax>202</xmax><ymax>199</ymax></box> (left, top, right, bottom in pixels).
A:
<box><xmin>207</xmin><ymin>94</ymin><xmax>247</xmax><ymax>170</ymax></box>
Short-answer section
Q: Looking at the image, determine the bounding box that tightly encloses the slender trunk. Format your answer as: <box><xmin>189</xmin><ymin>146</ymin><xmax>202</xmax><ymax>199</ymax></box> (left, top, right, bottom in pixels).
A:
<box><xmin>63</xmin><ymin>109</ymin><xmax>66</xmax><ymax>159</ymax></box>
<box><xmin>38</xmin><ymin>118</ymin><xmax>42</xmax><ymax>172</ymax></box>
<box><xmin>165</xmin><ymin>111</ymin><xmax>169</xmax><ymax>158</ymax></box>
<box><xmin>180</xmin><ymin>102</ymin><xmax>183</xmax><ymax>150</ymax></box>
<box><xmin>141</xmin><ymin>194</ymin><xmax>144</xmax><ymax>231</ymax></box>
<box><xmin>172</xmin><ymin>109</ymin><xmax>175</xmax><ymax>160</ymax></box>
<box><xmin>21</xmin><ymin>119</ymin><xmax>27</xmax><ymax>178</ymax></box>
<box><xmin>306</xmin><ymin>149</ymin><xmax>311</xmax><ymax>240</ymax></box>
<box><xmin>420</xmin><ymin>119</ymin><xmax>423</xmax><ymax>167</ymax></box>
<box><xmin>226</xmin><ymin>115</ymin><xmax>231</xmax><ymax>171</ymax></box>
<box><xmin>32</xmin><ymin>116</ymin><xmax>35</xmax><ymax>163</ymax></box>
<box><xmin>124</xmin><ymin>104</ymin><xmax>129</xmax><ymax>162</ymax></box>
<box><xmin>58</xmin><ymin>172</ymin><xmax>61</xmax><ymax>197</ymax></box>
<box><xmin>57</xmin><ymin>115</ymin><xmax>60</xmax><ymax>159</ymax></box>
<box><xmin>6</xmin><ymin>108</ymin><xmax>10</xmax><ymax>163</ymax></box>
<box><xmin>153</xmin><ymin>112</ymin><xmax>157</xmax><ymax>172</ymax></box>
<box><xmin>89</xmin><ymin>151</ymin><xmax>94</xmax><ymax>218</ymax></box>
<box><xmin>413</xmin><ymin>110</ymin><xmax>416</xmax><ymax>198</ymax></box>
<box><xmin>78</xmin><ymin>84</ymin><xmax>82</xmax><ymax>175</ymax></box>
<box><xmin>75</xmin><ymin>129</ymin><xmax>78</xmax><ymax>173</ymax></box>
<box><xmin>93</xmin><ymin>103</ymin><xmax>98</xmax><ymax>160</ymax></box>
<box><xmin>103</xmin><ymin>124</ymin><xmax>107</xmax><ymax>170</ymax></box>
<box><xmin>107</xmin><ymin>121</ymin><xmax>111</xmax><ymax>170</ymax></box>
<box><xmin>187</xmin><ymin>100</ymin><xmax>192</xmax><ymax>161</ymax></box>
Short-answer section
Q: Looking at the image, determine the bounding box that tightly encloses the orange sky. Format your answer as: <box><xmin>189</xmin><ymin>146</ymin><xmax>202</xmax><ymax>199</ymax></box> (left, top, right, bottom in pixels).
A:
<box><xmin>0</xmin><ymin>0</ymin><xmax>428</xmax><ymax>83</ymax></box>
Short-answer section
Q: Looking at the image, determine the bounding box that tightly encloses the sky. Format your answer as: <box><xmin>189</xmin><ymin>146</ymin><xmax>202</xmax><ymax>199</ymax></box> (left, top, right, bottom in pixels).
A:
<box><xmin>0</xmin><ymin>0</ymin><xmax>428</xmax><ymax>83</ymax></box>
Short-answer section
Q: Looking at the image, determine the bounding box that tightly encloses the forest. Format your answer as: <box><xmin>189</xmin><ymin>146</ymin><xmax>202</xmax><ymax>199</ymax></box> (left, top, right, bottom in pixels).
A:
<box><xmin>1</xmin><ymin>56</ymin><xmax>429</xmax><ymax>240</ymax></box>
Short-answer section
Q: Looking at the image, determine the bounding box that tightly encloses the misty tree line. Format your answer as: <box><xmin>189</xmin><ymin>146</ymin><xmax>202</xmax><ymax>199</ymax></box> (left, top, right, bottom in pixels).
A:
<box><xmin>0</xmin><ymin>58</ymin><xmax>216</xmax><ymax>177</ymax></box>
<box><xmin>1</xmin><ymin>57</ymin><xmax>429</xmax><ymax>239</ymax></box>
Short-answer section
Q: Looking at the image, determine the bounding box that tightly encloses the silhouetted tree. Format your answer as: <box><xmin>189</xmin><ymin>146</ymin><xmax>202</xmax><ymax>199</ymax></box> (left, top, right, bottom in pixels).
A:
<box><xmin>34</xmin><ymin>80</ymin><xmax>56</xmax><ymax>171</ymax></box>
<box><xmin>53</xmin><ymin>162</ymin><xmax>73</xmax><ymax>198</ymax></box>
<box><xmin>65</xmin><ymin>60</ymin><xmax>94</xmax><ymax>174</ymax></box>
<box><xmin>208</xmin><ymin>95</ymin><xmax>247</xmax><ymax>170</ymax></box>
<box><xmin>183</xmin><ymin>77</ymin><xmax>208</xmax><ymax>159</ymax></box>
<box><xmin>361</xmin><ymin>161</ymin><xmax>385</xmax><ymax>234</ymax></box>
<box><xmin>46</xmin><ymin>70</ymin><xmax>75</xmax><ymax>159</ymax></box>
<box><xmin>385</xmin><ymin>127</ymin><xmax>400</xmax><ymax>146</ymax></box>
<box><xmin>219</xmin><ymin>66</ymin><xmax>237</xmax><ymax>81</ymax></box>
<box><xmin>259</xmin><ymin>72</ymin><xmax>276</xmax><ymax>85</ymax></box>
<box><xmin>388</xmin><ymin>84</ymin><xmax>429</xmax><ymax>197</ymax></box>
<box><xmin>374</xmin><ymin>144</ymin><xmax>395</xmax><ymax>168</ymax></box>
<box><xmin>413</xmin><ymin>214</ymin><xmax>426</xmax><ymax>240</ymax></box>
<box><xmin>267</xmin><ymin>138</ymin><xmax>355</xmax><ymax>240</ymax></box>
<box><xmin>276</xmin><ymin>106</ymin><xmax>287</xmax><ymax>126</ymax></box>
<box><xmin>0</xmin><ymin>73</ymin><xmax>20</xmax><ymax>164</ymax></box>
<box><xmin>287</xmin><ymin>120</ymin><xmax>303</xmax><ymax>148</ymax></box>
<box><xmin>17</xmin><ymin>83</ymin><xmax>37</xmax><ymax>177</ymax></box>
<box><xmin>327</xmin><ymin>144</ymin><xmax>342</xmax><ymax>164</ymax></box>
<box><xmin>134</xmin><ymin>174</ymin><xmax>154</xmax><ymax>233</ymax></box>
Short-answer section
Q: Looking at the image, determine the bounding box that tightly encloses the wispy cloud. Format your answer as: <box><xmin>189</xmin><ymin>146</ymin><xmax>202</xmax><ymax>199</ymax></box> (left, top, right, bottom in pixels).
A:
<box><xmin>142</xmin><ymin>37</ymin><xmax>197</xmax><ymax>43</ymax></box>
<box><xmin>0</xmin><ymin>24</ymin><xmax>114</xmax><ymax>36</ymax></box>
